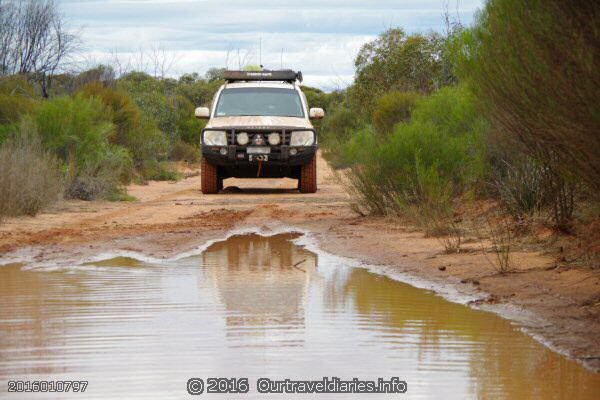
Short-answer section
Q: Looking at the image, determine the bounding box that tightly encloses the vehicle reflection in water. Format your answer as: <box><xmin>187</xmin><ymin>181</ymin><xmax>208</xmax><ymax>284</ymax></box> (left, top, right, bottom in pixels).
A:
<box><xmin>0</xmin><ymin>234</ymin><xmax>598</xmax><ymax>399</ymax></box>
<box><xmin>202</xmin><ymin>233</ymin><xmax>316</xmax><ymax>347</ymax></box>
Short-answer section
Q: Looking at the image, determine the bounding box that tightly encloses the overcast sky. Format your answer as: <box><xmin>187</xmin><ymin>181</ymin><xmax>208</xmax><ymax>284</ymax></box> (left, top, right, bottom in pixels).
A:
<box><xmin>62</xmin><ymin>0</ymin><xmax>484</xmax><ymax>89</ymax></box>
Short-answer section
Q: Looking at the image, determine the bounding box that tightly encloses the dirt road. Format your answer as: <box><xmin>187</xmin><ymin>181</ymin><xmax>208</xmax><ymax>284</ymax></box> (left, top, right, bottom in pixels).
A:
<box><xmin>0</xmin><ymin>153</ymin><xmax>598</xmax><ymax>371</ymax></box>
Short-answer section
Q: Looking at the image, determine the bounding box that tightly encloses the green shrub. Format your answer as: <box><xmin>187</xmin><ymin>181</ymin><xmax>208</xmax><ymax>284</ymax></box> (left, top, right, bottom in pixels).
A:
<box><xmin>320</xmin><ymin>104</ymin><xmax>363</xmax><ymax>167</ymax></box>
<box><xmin>138</xmin><ymin>159</ymin><xmax>181</xmax><ymax>181</ymax></box>
<box><xmin>0</xmin><ymin>76</ymin><xmax>39</xmax><ymax>142</ymax></box>
<box><xmin>493</xmin><ymin>157</ymin><xmax>546</xmax><ymax>219</ymax></box>
<box><xmin>35</xmin><ymin>95</ymin><xmax>114</xmax><ymax>173</ymax></box>
<box><xmin>459</xmin><ymin>0</ymin><xmax>600</xmax><ymax>194</ymax></box>
<box><xmin>66</xmin><ymin>145</ymin><xmax>133</xmax><ymax>200</ymax></box>
<box><xmin>372</xmin><ymin>91</ymin><xmax>420</xmax><ymax>135</ymax></box>
<box><xmin>78</xmin><ymin>82</ymin><xmax>141</xmax><ymax>145</ymax></box>
<box><xmin>169</xmin><ymin>140</ymin><xmax>200</xmax><ymax>162</ymax></box>
<box><xmin>172</xmin><ymin>94</ymin><xmax>203</xmax><ymax>145</ymax></box>
<box><xmin>321</xmin><ymin>105</ymin><xmax>360</xmax><ymax>142</ymax></box>
<box><xmin>117</xmin><ymin>72</ymin><xmax>178</xmax><ymax>141</ymax></box>
<box><xmin>35</xmin><ymin>95</ymin><xmax>135</xmax><ymax>200</ymax></box>
<box><xmin>0</xmin><ymin>120</ymin><xmax>63</xmax><ymax>218</ymax></box>
<box><xmin>342</xmin><ymin>85</ymin><xmax>487</xmax><ymax>219</ymax></box>
<box><xmin>78</xmin><ymin>82</ymin><xmax>170</xmax><ymax>166</ymax></box>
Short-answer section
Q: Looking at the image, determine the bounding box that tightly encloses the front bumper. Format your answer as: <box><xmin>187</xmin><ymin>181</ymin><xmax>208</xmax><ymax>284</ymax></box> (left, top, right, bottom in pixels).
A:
<box><xmin>201</xmin><ymin>127</ymin><xmax>317</xmax><ymax>167</ymax></box>
<box><xmin>202</xmin><ymin>144</ymin><xmax>317</xmax><ymax>167</ymax></box>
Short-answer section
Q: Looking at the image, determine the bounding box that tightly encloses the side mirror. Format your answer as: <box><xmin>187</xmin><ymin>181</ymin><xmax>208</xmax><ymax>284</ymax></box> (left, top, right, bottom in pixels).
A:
<box><xmin>195</xmin><ymin>107</ymin><xmax>210</xmax><ymax>119</ymax></box>
<box><xmin>309</xmin><ymin>107</ymin><xmax>325</xmax><ymax>119</ymax></box>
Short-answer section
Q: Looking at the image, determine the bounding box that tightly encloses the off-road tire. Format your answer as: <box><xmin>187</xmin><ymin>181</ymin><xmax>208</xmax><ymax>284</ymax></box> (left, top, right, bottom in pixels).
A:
<box><xmin>201</xmin><ymin>158</ymin><xmax>219</xmax><ymax>194</ymax></box>
<box><xmin>299</xmin><ymin>156</ymin><xmax>317</xmax><ymax>193</ymax></box>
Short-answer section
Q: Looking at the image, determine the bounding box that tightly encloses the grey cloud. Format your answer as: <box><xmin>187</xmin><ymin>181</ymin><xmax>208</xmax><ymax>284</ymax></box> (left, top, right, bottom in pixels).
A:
<box><xmin>62</xmin><ymin>0</ymin><xmax>484</xmax><ymax>89</ymax></box>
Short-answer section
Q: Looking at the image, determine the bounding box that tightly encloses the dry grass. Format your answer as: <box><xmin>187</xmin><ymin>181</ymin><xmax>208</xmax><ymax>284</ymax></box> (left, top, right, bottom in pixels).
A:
<box><xmin>0</xmin><ymin>122</ymin><xmax>63</xmax><ymax>220</ymax></box>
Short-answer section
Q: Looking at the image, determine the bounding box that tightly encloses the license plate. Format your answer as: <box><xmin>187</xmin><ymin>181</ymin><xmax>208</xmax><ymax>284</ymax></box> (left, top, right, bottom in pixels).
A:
<box><xmin>247</xmin><ymin>147</ymin><xmax>271</xmax><ymax>154</ymax></box>
<box><xmin>249</xmin><ymin>155</ymin><xmax>268</xmax><ymax>162</ymax></box>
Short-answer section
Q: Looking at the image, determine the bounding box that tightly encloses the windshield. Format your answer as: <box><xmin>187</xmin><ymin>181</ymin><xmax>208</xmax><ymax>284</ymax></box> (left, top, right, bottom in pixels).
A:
<box><xmin>215</xmin><ymin>88</ymin><xmax>305</xmax><ymax>118</ymax></box>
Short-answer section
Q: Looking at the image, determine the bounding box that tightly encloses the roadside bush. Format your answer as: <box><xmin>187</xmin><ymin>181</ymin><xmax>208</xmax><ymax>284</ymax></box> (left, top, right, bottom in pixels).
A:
<box><xmin>485</xmin><ymin>127</ymin><xmax>579</xmax><ymax>229</ymax></box>
<box><xmin>138</xmin><ymin>159</ymin><xmax>181</xmax><ymax>181</ymax></box>
<box><xmin>372</xmin><ymin>91</ymin><xmax>420</xmax><ymax>135</ymax></box>
<box><xmin>343</xmin><ymin>85</ymin><xmax>487</xmax><ymax>221</ymax></box>
<box><xmin>66</xmin><ymin>145</ymin><xmax>133</xmax><ymax>200</ymax></box>
<box><xmin>0</xmin><ymin>76</ymin><xmax>39</xmax><ymax>121</ymax></box>
<box><xmin>320</xmin><ymin>106</ymin><xmax>360</xmax><ymax>142</ymax></box>
<box><xmin>492</xmin><ymin>157</ymin><xmax>546</xmax><ymax>219</ymax></box>
<box><xmin>320</xmin><ymin>105</ymin><xmax>363</xmax><ymax>167</ymax></box>
<box><xmin>0</xmin><ymin>76</ymin><xmax>39</xmax><ymax>142</ymax></box>
<box><xmin>172</xmin><ymin>94</ymin><xmax>203</xmax><ymax>145</ymax></box>
<box><xmin>78</xmin><ymin>82</ymin><xmax>141</xmax><ymax>146</ymax></box>
<box><xmin>127</xmin><ymin>120</ymin><xmax>170</xmax><ymax>168</ymax></box>
<box><xmin>0</xmin><ymin>120</ymin><xmax>63</xmax><ymax>218</ymax></box>
<box><xmin>117</xmin><ymin>72</ymin><xmax>178</xmax><ymax>141</ymax></box>
<box><xmin>461</xmin><ymin>0</ymin><xmax>600</xmax><ymax>194</ymax></box>
<box><xmin>169</xmin><ymin>140</ymin><xmax>200</xmax><ymax>163</ymax></box>
<box><xmin>78</xmin><ymin>82</ymin><xmax>170</xmax><ymax>166</ymax></box>
<box><xmin>542</xmin><ymin>162</ymin><xmax>578</xmax><ymax>232</ymax></box>
<box><xmin>35</xmin><ymin>95</ymin><xmax>135</xmax><ymax>199</ymax></box>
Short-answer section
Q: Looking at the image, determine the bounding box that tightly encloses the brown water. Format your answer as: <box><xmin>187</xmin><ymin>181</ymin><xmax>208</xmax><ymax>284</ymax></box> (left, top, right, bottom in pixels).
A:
<box><xmin>0</xmin><ymin>233</ymin><xmax>599</xmax><ymax>399</ymax></box>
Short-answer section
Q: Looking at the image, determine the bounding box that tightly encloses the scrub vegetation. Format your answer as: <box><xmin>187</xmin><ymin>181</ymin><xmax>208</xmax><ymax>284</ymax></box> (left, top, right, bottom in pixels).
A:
<box><xmin>0</xmin><ymin>0</ymin><xmax>223</xmax><ymax>212</ymax></box>
<box><xmin>0</xmin><ymin>67</ymin><xmax>220</xmax><ymax>206</ymax></box>
<box><xmin>318</xmin><ymin>1</ymin><xmax>599</xmax><ymax>266</ymax></box>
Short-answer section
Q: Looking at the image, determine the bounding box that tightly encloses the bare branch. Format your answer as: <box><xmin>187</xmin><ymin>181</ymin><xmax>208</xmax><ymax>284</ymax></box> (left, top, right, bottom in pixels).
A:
<box><xmin>0</xmin><ymin>0</ymin><xmax>78</xmax><ymax>95</ymax></box>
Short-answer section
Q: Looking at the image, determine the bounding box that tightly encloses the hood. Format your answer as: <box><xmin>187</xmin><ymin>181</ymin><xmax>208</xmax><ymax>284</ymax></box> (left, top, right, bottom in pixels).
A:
<box><xmin>206</xmin><ymin>116</ymin><xmax>313</xmax><ymax>129</ymax></box>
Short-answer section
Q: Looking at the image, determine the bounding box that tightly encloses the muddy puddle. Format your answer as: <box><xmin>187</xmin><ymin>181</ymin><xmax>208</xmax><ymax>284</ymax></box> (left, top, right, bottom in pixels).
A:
<box><xmin>1</xmin><ymin>233</ymin><xmax>599</xmax><ymax>399</ymax></box>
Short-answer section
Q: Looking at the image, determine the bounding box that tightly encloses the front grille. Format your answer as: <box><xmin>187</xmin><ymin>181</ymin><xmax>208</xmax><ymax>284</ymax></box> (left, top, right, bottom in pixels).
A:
<box><xmin>227</xmin><ymin>130</ymin><xmax>290</xmax><ymax>146</ymax></box>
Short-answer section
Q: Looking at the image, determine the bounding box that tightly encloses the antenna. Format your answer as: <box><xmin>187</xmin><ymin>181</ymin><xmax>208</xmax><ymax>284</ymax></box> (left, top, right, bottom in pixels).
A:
<box><xmin>259</xmin><ymin>37</ymin><xmax>262</xmax><ymax>68</ymax></box>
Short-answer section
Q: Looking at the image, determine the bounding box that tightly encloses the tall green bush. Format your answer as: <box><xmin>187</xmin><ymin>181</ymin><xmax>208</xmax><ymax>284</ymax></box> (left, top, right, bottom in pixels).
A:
<box><xmin>372</xmin><ymin>91</ymin><xmax>420</xmax><ymax>135</ymax></box>
<box><xmin>459</xmin><ymin>0</ymin><xmax>600</xmax><ymax>194</ymax></box>
<box><xmin>78</xmin><ymin>82</ymin><xmax>171</xmax><ymax>167</ymax></box>
<box><xmin>342</xmin><ymin>85</ymin><xmax>487</xmax><ymax>217</ymax></box>
<box><xmin>0</xmin><ymin>76</ymin><xmax>40</xmax><ymax>142</ymax></box>
<box><xmin>35</xmin><ymin>95</ymin><xmax>133</xmax><ymax>199</ymax></box>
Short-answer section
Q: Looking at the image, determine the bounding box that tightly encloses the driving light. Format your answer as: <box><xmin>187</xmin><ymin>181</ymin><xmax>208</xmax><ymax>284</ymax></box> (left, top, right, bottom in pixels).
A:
<box><xmin>290</xmin><ymin>130</ymin><xmax>314</xmax><ymax>146</ymax></box>
<box><xmin>204</xmin><ymin>130</ymin><xmax>227</xmax><ymax>146</ymax></box>
<box><xmin>268</xmin><ymin>132</ymin><xmax>281</xmax><ymax>145</ymax></box>
<box><xmin>237</xmin><ymin>132</ymin><xmax>249</xmax><ymax>145</ymax></box>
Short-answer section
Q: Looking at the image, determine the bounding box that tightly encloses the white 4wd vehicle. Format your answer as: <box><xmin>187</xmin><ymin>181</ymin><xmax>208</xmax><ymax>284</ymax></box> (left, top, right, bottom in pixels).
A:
<box><xmin>194</xmin><ymin>70</ymin><xmax>324</xmax><ymax>194</ymax></box>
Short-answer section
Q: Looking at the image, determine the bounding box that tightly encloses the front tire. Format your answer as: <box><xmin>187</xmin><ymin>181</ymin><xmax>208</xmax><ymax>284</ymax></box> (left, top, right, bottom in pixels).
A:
<box><xmin>201</xmin><ymin>158</ymin><xmax>219</xmax><ymax>194</ymax></box>
<box><xmin>299</xmin><ymin>156</ymin><xmax>317</xmax><ymax>193</ymax></box>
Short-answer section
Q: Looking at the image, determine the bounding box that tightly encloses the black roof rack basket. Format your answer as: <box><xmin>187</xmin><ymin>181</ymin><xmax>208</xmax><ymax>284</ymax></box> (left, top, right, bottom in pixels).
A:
<box><xmin>223</xmin><ymin>69</ymin><xmax>303</xmax><ymax>83</ymax></box>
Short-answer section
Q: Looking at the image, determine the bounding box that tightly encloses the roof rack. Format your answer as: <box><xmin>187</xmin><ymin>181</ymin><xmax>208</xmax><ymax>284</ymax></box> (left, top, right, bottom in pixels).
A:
<box><xmin>223</xmin><ymin>69</ymin><xmax>303</xmax><ymax>83</ymax></box>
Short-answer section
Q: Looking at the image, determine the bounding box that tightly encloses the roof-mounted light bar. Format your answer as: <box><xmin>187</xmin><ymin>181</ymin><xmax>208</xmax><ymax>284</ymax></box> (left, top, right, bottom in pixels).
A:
<box><xmin>223</xmin><ymin>69</ymin><xmax>303</xmax><ymax>83</ymax></box>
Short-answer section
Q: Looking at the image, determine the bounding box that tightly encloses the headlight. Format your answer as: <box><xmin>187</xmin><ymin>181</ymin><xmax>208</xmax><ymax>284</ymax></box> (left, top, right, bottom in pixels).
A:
<box><xmin>268</xmin><ymin>132</ymin><xmax>281</xmax><ymax>145</ymax></box>
<box><xmin>203</xmin><ymin>130</ymin><xmax>227</xmax><ymax>146</ymax></box>
<box><xmin>290</xmin><ymin>130</ymin><xmax>314</xmax><ymax>146</ymax></box>
<box><xmin>237</xmin><ymin>132</ymin><xmax>249</xmax><ymax>145</ymax></box>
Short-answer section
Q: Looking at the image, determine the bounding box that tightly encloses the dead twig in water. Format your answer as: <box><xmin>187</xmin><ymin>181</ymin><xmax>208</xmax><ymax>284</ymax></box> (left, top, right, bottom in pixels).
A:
<box><xmin>292</xmin><ymin>259</ymin><xmax>307</xmax><ymax>272</ymax></box>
